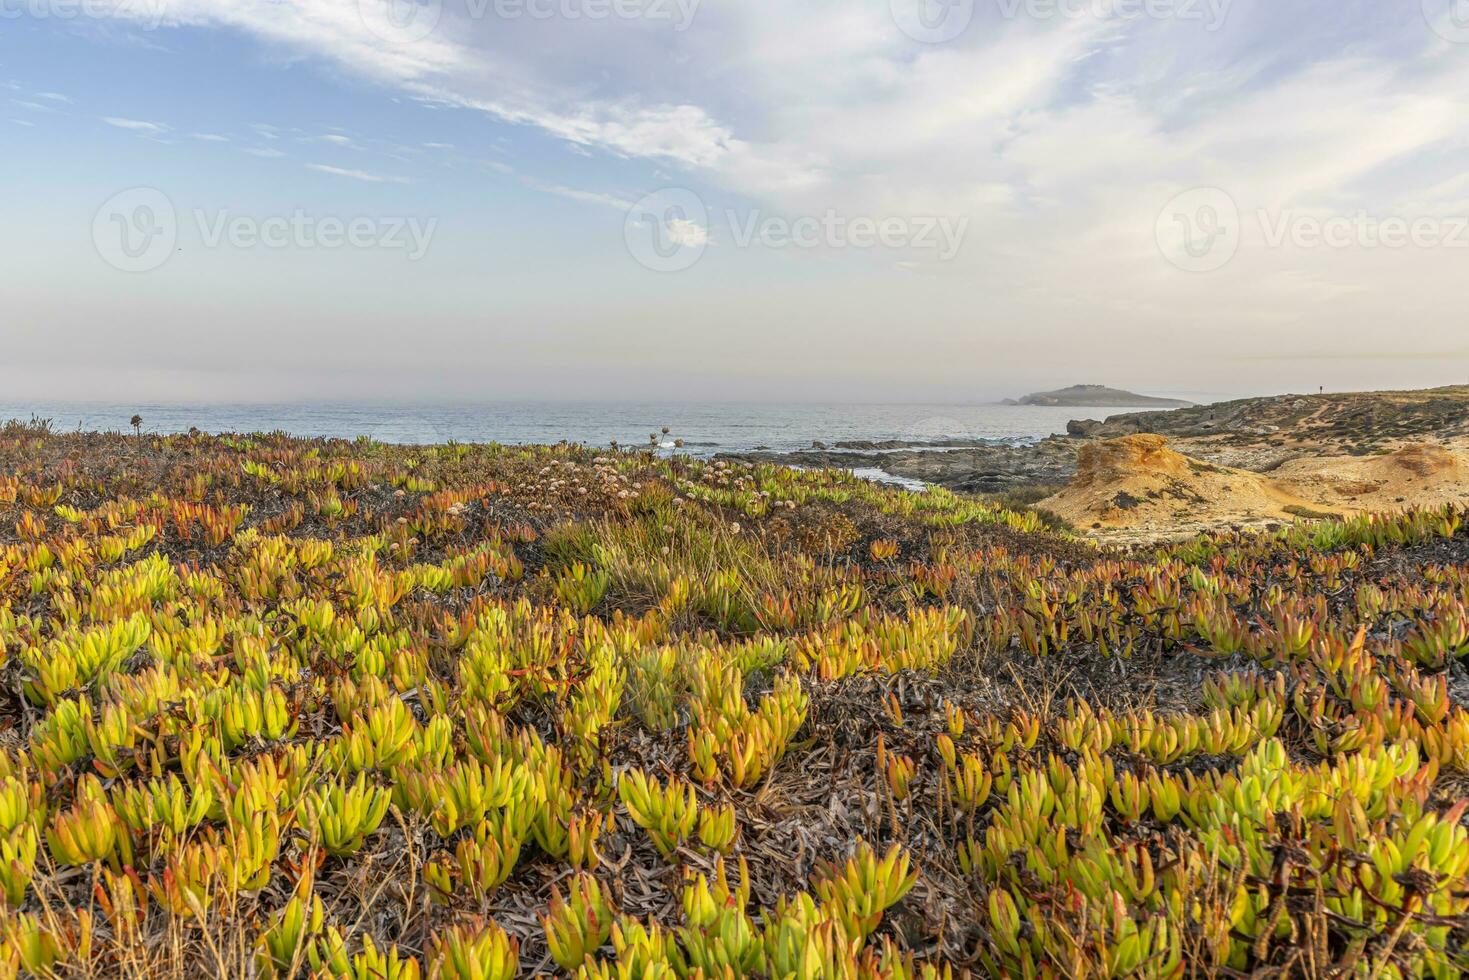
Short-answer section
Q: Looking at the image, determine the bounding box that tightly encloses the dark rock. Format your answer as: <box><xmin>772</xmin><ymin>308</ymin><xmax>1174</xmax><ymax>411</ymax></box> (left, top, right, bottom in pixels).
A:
<box><xmin>1067</xmin><ymin>419</ymin><xmax>1104</xmax><ymax>438</ymax></box>
<box><xmin>720</xmin><ymin>436</ymin><xmax>1080</xmax><ymax>495</ymax></box>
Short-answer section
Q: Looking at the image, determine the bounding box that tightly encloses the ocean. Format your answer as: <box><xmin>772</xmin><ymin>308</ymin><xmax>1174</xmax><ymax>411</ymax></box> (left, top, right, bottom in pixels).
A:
<box><xmin>0</xmin><ymin>400</ymin><xmax>1174</xmax><ymax>457</ymax></box>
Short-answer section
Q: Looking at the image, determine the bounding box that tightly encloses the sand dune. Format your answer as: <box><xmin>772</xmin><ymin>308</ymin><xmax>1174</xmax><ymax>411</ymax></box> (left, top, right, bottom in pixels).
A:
<box><xmin>1271</xmin><ymin>443</ymin><xmax>1469</xmax><ymax>512</ymax></box>
<box><xmin>1041</xmin><ymin>435</ymin><xmax>1468</xmax><ymax>541</ymax></box>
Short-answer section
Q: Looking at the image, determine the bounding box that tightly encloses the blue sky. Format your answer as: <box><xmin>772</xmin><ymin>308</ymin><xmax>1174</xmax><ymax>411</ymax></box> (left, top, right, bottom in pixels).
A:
<box><xmin>4</xmin><ymin>0</ymin><xmax>1469</xmax><ymax>403</ymax></box>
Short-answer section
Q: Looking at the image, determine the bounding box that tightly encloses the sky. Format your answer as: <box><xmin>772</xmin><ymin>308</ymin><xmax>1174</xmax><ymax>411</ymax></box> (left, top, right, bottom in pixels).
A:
<box><xmin>3</xmin><ymin>0</ymin><xmax>1469</xmax><ymax>404</ymax></box>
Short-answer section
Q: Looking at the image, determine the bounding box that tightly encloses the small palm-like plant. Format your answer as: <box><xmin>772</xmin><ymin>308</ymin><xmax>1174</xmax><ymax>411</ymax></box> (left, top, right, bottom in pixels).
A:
<box><xmin>541</xmin><ymin>872</ymin><xmax>614</xmax><ymax>971</ymax></box>
<box><xmin>451</xmin><ymin>815</ymin><xmax>525</xmax><ymax>900</ymax></box>
<box><xmin>554</xmin><ymin>561</ymin><xmax>612</xmax><ymax>615</ymax></box>
<box><xmin>0</xmin><ymin>826</ymin><xmax>37</xmax><ymax>906</ymax></box>
<box><xmin>256</xmin><ymin>887</ymin><xmax>324</xmax><ymax>978</ymax></box>
<box><xmin>46</xmin><ymin>778</ymin><xmax>122</xmax><ymax>868</ymax></box>
<box><xmin>302</xmin><ymin>773</ymin><xmax>391</xmax><ymax>857</ymax></box>
<box><xmin>812</xmin><ymin>842</ymin><xmax>916</xmax><ymax>941</ymax></box>
<box><xmin>697</xmin><ymin>803</ymin><xmax>737</xmax><ymax>854</ymax></box>
<box><xmin>430</xmin><ymin>918</ymin><xmax>519</xmax><ymax>980</ymax></box>
<box><xmin>619</xmin><ymin>768</ymin><xmax>697</xmax><ymax>858</ymax></box>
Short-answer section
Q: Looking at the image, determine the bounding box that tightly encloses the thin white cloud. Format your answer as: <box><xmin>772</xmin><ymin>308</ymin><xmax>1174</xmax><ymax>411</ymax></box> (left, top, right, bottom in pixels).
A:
<box><xmin>10</xmin><ymin>119</ymin><xmax>35</xmax><ymax>127</ymax></box>
<box><xmin>94</xmin><ymin>0</ymin><xmax>736</xmax><ymax>168</ymax></box>
<box><xmin>36</xmin><ymin>92</ymin><xmax>71</xmax><ymax>103</ymax></box>
<box><xmin>103</xmin><ymin>116</ymin><xmax>168</xmax><ymax>134</ymax></box>
<box><xmin>306</xmin><ymin>163</ymin><xmax>410</xmax><ymax>184</ymax></box>
<box><xmin>523</xmin><ymin>179</ymin><xmax>631</xmax><ymax>211</ymax></box>
<box><xmin>243</xmin><ymin>146</ymin><xmax>286</xmax><ymax>158</ymax></box>
<box><xmin>191</xmin><ymin>132</ymin><xmax>230</xmax><ymax>142</ymax></box>
<box><xmin>318</xmin><ymin>133</ymin><xmax>358</xmax><ymax>147</ymax></box>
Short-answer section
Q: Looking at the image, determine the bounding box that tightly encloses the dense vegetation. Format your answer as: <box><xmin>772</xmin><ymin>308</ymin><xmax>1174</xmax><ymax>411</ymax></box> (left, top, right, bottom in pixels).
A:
<box><xmin>0</xmin><ymin>422</ymin><xmax>1465</xmax><ymax>978</ymax></box>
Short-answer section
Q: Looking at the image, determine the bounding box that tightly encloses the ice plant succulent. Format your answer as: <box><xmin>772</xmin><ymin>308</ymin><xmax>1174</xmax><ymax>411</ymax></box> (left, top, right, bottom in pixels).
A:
<box><xmin>430</xmin><ymin>919</ymin><xmax>518</xmax><ymax>980</ymax></box>
<box><xmin>618</xmin><ymin>768</ymin><xmax>698</xmax><ymax>858</ymax></box>
<box><xmin>541</xmin><ymin>872</ymin><xmax>614</xmax><ymax>971</ymax></box>
<box><xmin>301</xmin><ymin>774</ymin><xmax>391</xmax><ymax>857</ymax></box>
<box><xmin>0</xmin><ymin>425</ymin><xmax>1466</xmax><ymax>976</ymax></box>
<box><xmin>812</xmin><ymin>842</ymin><xmax>917</xmax><ymax>942</ymax></box>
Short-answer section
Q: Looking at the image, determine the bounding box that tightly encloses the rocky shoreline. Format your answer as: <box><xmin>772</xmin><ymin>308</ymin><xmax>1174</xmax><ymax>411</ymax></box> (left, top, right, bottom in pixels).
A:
<box><xmin>727</xmin><ymin>438</ymin><xmax>1080</xmax><ymax>494</ymax></box>
<box><xmin>722</xmin><ymin>385</ymin><xmax>1469</xmax><ymax>497</ymax></box>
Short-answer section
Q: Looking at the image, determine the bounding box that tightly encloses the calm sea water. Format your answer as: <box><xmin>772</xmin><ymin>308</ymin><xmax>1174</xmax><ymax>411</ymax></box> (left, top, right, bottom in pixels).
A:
<box><xmin>0</xmin><ymin>401</ymin><xmax>1171</xmax><ymax>457</ymax></box>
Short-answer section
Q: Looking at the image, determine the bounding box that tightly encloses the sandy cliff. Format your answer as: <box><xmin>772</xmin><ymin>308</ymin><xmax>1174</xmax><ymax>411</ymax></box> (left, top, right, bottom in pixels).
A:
<box><xmin>1042</xmin><ymin>435</ymin><xmax>1469</xmax><ymax>542</ymax></box>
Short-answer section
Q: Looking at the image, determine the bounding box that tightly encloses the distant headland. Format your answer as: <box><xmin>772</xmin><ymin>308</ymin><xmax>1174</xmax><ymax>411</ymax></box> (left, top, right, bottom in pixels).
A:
<box><xmin>1001</xmin><ymin>384</ymin><xmax>1194</xmax><ymax>408</ymax></box>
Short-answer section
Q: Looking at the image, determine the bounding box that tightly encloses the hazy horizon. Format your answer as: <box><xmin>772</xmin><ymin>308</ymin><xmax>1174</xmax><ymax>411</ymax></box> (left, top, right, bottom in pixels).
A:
<box><xmin>0</xmin><ymin>385</ymin><xmax>1229</xmax><ymax>408</ymax></box>
<box><xmin>6</xmin><ymin>379</ymin><xmax>1447</xmax><ymax>410</ymax></box>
